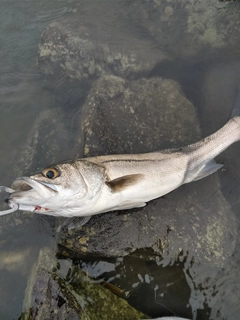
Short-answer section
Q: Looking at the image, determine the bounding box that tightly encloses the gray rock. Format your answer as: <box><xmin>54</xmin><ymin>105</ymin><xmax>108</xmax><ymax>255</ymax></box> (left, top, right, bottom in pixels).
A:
<box><xmin>81</xmin><ymin>75</ymin><xmax>201</xmax><ymax>156</ymax></box>
<box><xmin>57</xmin><ymin>75</ymin><xmax>237</xmax><ymax>266</ymax></box>
<box><xmin>20</xmin><ymin>247</ymin><xmax>84</xmax><ymax>320</ymax></box>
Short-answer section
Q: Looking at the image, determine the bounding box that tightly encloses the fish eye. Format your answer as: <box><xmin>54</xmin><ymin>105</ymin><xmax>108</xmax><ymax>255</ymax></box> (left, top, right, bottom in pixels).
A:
<box><xmin>42</xmin><ymin>167</ymin><xmax>60</xmax><ymax>179</ymax></box>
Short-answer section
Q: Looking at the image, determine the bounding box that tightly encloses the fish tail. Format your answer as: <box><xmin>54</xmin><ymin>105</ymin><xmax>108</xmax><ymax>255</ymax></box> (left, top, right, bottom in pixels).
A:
<box><xmin>184</xmin><ymin>116</ymin><xmax>240</xmax><ymax>183</ymax></box>
<box><xmin>199</xmin><ymin>117</ymin><xmax>240</xmax><ymax>158</ymax></box>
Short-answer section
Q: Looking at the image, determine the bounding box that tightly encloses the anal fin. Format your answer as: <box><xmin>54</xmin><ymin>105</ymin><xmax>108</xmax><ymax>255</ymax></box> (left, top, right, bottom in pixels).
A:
<box><xmin>193</xmin><ymin>160</ymin><xmax>223</xmax><ymax>182</ymax></box>
<box><xmin>57</xmin><ymin>215</ymin><xmax>92</xmax><ymax>232</ymax></box>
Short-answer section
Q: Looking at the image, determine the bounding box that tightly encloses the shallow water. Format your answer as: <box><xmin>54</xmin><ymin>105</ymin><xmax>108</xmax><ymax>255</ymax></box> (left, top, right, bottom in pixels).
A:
<box><xmin>0</xmin><ymin>1</ymin><xmax>240</xmax><ymax>319</ymax></box>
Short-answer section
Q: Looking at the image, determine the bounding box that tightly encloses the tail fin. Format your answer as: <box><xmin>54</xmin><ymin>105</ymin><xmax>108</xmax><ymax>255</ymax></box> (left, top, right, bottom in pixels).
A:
<box><xmin>184</xmin><ymin>90</ymin><xmax>240</xmax><ymax>184</ymax></box>
<box><xmin>183</xmin><ymin>116</ymin><xmax>240</xmax><ymax>183</ymax></box>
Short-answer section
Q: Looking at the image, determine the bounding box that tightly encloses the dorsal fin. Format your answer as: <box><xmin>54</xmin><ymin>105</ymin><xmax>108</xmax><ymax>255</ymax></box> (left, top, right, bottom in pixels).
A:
<box><xmin>106</xmin><ymin>174</ymin><xmax>144</xmax><ymax>192</ymax></box>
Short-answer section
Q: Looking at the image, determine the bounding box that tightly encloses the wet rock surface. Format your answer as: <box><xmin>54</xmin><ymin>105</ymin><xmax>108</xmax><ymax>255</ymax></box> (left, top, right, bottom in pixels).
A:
<box><xmin>81</xmin><ymin>75</ymin><xmax>200</xmax><ymax>155</ymax></box>
<box><xmin>56</xmin><ymin>75</ymin><xmax>237</xmax><ymax>266</ymax></box>
<box><xmin>20</xmin><ymin>247</ymin><xmax>149</xmax><ymax>320</ymax></box>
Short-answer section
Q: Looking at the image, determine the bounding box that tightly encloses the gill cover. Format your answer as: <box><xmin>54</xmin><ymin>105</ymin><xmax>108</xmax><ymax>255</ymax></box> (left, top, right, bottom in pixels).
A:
<box><xmin>75</xmin><ymin>160</ymin><xmax>106</xmax><ymax>204</ymax></box>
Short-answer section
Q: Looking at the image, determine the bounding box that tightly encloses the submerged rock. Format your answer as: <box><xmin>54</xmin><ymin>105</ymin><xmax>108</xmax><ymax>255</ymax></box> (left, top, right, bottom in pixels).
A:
<box><xmin>38</xmin><ymin>4</ymin><xmax>168</xmax><ymax>84</ymax></box>
<box><xmin>57</xmin><ymin>75</ymin><xmax>237</xmax><ymax>266</ymax></box>
<box><xmin>125</xmin><ymin>0</ymin><xmax>240</xmax><ymax>59</ymax></box>
<box><xmin>20</xmin><ymin>247</ymin><xmax>149</xmax><ymax>320</ymax></box>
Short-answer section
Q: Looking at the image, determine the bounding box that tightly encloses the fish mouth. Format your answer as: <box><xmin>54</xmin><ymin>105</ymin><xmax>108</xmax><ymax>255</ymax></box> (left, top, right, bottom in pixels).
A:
<box><xmin>11</xmin><ymin>177</ymin><xmax>58</xmax><ymax>198</ymax></box>
<box><xmin>0</xmin><ymin>178</ymin><xmax>58</xmax><ymax>215</ymax></box>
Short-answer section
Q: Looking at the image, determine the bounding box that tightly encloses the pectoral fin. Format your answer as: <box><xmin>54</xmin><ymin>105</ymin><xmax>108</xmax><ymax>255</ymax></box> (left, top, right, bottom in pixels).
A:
<box><xmin>106</xmin><ymin>174</ymin><xmax>144</xmax><ymax>192</ymax></box>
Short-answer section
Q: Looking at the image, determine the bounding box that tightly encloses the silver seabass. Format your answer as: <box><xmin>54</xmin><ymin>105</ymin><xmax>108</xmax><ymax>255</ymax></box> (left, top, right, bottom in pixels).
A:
<box><xmin>3</xmin><ymin>117</ymin><xmax>240</xmax><ymax>217</ymax></box>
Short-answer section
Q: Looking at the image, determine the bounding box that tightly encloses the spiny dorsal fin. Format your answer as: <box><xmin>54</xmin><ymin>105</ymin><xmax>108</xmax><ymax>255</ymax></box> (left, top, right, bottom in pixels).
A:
<box><xmin>106</xmin><ymin>174</ymin><xmax>144</xmax><ymax>192</ymax></box>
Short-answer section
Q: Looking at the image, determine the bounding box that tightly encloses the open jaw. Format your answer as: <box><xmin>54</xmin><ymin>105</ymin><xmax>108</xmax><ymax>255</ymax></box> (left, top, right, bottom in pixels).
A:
<box><xmin>0</xmin><ymin>177</ymin><xmax>58</xmax><ymax>215</ymax></box>
<box><xmin>11</xmin><ymin>177</ymin><xmax>58</xmax><ymax>197</ymax></box>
